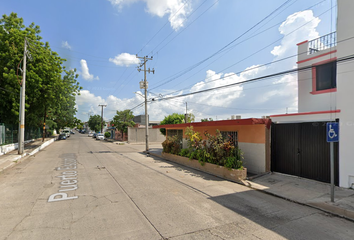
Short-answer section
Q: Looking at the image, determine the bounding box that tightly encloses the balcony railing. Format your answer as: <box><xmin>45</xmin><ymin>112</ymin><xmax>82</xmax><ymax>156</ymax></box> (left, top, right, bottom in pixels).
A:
<box><xmin>308</xmin><ymin>32</ymin><xmax>337</xmax><ymax>55</ymax></box>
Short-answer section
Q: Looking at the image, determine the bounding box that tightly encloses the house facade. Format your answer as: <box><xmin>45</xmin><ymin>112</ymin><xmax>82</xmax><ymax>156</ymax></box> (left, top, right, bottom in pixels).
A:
<box><xmin>154</xmin><ymin>118</ymin><xmax>271</xmax><ymax>174</ymax></box>
<box><xmin>271</xmin><ymin>0</ymin><xmax>354</xmax><ymax>188</ymax></box>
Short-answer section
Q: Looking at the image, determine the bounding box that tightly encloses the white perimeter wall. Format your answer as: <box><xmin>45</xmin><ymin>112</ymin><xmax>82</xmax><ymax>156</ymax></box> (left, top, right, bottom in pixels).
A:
<box><xmin>238</xmin><ymin>142</ymin><xmax>266</xmax><ymax>174</ymax></box>
<box><xmin>128</xmin><ymin>127</ymin><xmax>166</xmax><ymax>143</ymax></box>
<box><xmin>337</xmin><ymin>0</ymin><xmax>354</xmax><ymax>188</ymax></box>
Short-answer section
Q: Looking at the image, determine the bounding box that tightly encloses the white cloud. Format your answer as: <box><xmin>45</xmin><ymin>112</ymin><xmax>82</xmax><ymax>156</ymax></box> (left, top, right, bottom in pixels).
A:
<box><xmin>75</xmin><ymin>10</ymin><xmax>322</xmax><ymax>121</ymax></box>
<box><xmin>108</xmin><ymin>0</ymin><xmax>192</xmax><ymax>31</ymax></box>
<box><xmin>271</xmin><ymin>10</ymin><xmax>320</xmax><ymax>58</ymax></box>
<box><xmin>109</xmin><ymin>53</ymin><xmax>140</xmax><ymax>67</ymax></box>
<box><xmin>80</xmin><ymin>59</ymin><xmax>99</xmax><ymax>81</ymax></box>
<box><xmin>61</xmin><ymin>41</ymin><xmax>72</xmax><ymax>50</ymax></box>
<box><xmin>75</xmin><ymin>90</ymin><xmax>143</xmax><ymax>121</ymax></box>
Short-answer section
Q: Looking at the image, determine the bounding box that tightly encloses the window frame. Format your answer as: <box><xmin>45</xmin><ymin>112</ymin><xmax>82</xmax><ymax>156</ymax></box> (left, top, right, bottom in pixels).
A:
<box><xmin>311</xmin><ymin>58</ymin><xmax>337</xmax><ymax>95</ymax></box>
<box><xmin>220</xmin><ymin>131</ymin><xmax>238</xmax><ymax>148</ymax></box>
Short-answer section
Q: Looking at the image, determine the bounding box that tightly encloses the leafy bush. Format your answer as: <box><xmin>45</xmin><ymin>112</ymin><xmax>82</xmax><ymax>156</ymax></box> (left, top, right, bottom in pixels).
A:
<box><xmin>179</xmin><ymin>148</ymin><xmax>190</xmax><ymax>157</ymax></box>
<box><xmin>104</xmin><ymin>132</ymin><xmax>111</xmax><ymax>138</ymax></box>
<box><xmin>171</xmin><ymin>126</ymin><xmax>244</xmax><ymax>169</ymax></box>
<box><xmin>162</xmin><ymin>136</ymin><xmax>181</xmax><ymax>155</ymax></box>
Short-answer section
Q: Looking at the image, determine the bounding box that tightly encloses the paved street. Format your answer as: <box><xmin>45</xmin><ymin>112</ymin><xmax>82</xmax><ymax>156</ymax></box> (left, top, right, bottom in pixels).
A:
<box><xmin>1</xmin><ymin>133</ymin><xmax>354</xmax><ymax>240</ymax></box>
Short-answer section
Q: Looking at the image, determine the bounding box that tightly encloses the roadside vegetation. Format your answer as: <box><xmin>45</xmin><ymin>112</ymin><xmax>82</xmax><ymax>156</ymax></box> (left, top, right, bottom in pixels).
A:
<box><xmin>0</xmin><ymin>13</ymin><xmax>82</xmax><ymax>134</ymax></box>
<box><xmin>162</xmin><ymin>126</ymin><xmax>244</xmax><ymax>169</ymax></box>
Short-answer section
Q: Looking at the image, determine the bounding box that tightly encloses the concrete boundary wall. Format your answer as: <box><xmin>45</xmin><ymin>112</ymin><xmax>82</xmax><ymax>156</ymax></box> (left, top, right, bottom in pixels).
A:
<box><xmin>128</xmin><ymin>127</ymin><xmax>165</xmax><ymax>143</ymax></box>
<box><xmin>0</xmin><ymin>139</ymin><xmax>34</xmax><ymax>156</ymax></box>
<box><xmin>238</xmin><ymin>142</ymin><xmax>266</xmax><ymax>174</ymax></box>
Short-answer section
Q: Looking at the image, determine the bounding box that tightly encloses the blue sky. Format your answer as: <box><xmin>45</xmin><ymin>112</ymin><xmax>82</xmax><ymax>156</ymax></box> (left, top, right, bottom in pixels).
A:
<box><xmin>1</xmin><ymin>0</ymin><xmax>337</xmax><ymax>122</ymax></box>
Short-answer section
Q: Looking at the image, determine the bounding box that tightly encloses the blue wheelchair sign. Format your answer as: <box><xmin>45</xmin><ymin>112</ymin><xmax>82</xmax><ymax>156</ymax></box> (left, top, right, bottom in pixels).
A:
<box><xmin>326</xmin><ymin>122</ymin><xmax>339</xmax><ymax>142</ymax></box>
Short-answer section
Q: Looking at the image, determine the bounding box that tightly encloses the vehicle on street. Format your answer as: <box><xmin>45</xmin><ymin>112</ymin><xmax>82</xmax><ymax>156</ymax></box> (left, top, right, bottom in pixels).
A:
<box><xmin>58</xmin><ymin>133</ymin><xmax>67</xmax><ymax>140</ymax></box>
<box><xmin>92</xmin><ymin>133</ymin><xmax>97</xmax><ymax>138</ymax></box>
<box><xmin>96</xmin><ymin>133</ymin><xmax>104</xmax><ymax>140</ymax></box>
<box><xmin>88</xmin><ymin>132</ymin><xmax>94</xmax><ymax>137</ymax></box>
<box><xmin>62</xmin><ymin>129</ymin><xmax>70</xmax><ymax>138</ymax></box>
<box><xmin>70</xmin><ymin>130</ymin><xmax>75</xmax><ymax>134</ymax></box>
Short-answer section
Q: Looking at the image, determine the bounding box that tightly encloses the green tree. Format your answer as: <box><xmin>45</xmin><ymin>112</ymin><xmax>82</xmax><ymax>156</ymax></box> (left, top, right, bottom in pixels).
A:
<box><xmin>159</xmin><ymin>113</ymin><xmax>185</xmax><ymax>136</ymax></box>
<box><xmin>110</xmin><ymin>110</ymin><xmax>135</xmax><ymax>136</ymax></box>
<box><xmin>0</xmin><ymin>13</ymin><xmax>81</xmax><ymax>131</ymax></box>
<box><xmin>186</xmin><ymin>113</ymin><xmax>195</xmax><ymax>123</ymax></box>
<box><xmin>201</xmin><ymin>118</ymin><xmax>213</xmax><ymax>122</ymax></box>
<box><xmin>88</xmin><ymin>115</ymin><xmax>101</xmax><ymax>132</ymax></box>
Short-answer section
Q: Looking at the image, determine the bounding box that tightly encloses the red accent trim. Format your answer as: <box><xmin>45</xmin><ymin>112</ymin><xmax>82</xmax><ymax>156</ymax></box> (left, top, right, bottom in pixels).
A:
<box><xmin>312</xmin><ymin>66</ymin><xmax>317</xmax><ymax>93</ymax></box>
<box><xmin>310</xmin><ymin>88</ymin><xmax>337</xmax><ymax>95</ymax></box>
<box><xmin>297</xmin><ymin>50</ymin><xmax>337</xmax><ymax>64</ymax></box>
<box><xmin>152</xmin><ymin>118</ymin><xmax>271</xmax><ymax>129</ymax></box>
<box><xmin>311</xmin><ymin>57</ymin><xmax>337</xmax><ymax>94</ymax></box>
<box><xmin>270</xmin><ymin>110</ymin><xmax>341</xmax><ymax>118</ymax></box>
<box><xmin>297</xmin><ymin>40</ymin><xmax>308</xmax><ymax>46</ymax></box>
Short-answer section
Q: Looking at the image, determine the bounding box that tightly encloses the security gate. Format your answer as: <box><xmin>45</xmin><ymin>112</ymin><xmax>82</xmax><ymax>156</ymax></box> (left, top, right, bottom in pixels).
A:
<box><xmin>271</xmin><ymin>122</ymin><xmax>339</xmax><ymax>185</ymax></box>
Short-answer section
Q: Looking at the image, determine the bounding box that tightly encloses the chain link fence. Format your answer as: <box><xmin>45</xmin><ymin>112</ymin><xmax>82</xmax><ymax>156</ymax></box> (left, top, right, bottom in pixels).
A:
<box><xmin>0</xmin><ymin>123</ymin><xmax>41</xmax><ymax>146</ymax></box>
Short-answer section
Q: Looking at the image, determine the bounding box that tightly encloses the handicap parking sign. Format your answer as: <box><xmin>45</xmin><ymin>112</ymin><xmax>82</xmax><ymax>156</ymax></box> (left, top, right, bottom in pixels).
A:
<box><xmin>327</xmin><ymin>122</ymin><xmax>339</xmax><ymax>142</ymax></box>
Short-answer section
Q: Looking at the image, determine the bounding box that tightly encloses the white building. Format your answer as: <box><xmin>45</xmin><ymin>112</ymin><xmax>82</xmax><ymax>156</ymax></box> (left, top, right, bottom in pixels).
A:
<box><xmin>271</xmin><ymin>0</ymin><xmax>354</xmax><ymax>189</ymax></box>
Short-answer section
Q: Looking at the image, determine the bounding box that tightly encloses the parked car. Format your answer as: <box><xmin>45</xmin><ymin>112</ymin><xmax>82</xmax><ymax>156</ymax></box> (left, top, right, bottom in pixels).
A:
<box><xmin>92</xmin><ymin>133</ymin><xmax>97</xmax><ymax>138</ymax></box>
<box><xmin>88</xmin><ymin>132</ymin><xmax>94</xmax><ymax>137</ymax></box>
<box><xmin>70</xmin><ymin>130</ymin><xmax>75</xmax><ymax>134</ymax></box>
<box><xmin>62</xmin><ymin>130</ymin><xmax>70</xmax><ymax>138</ymax></box>
<box><xmin>96</xmin><ymin>133</ymin><xmax>104</xmax><ymax>140</ymax></box>
<box><xmin>58</xmin><ymin>133</ymin><xmax>67</xmax><ymax>140</ymax></box>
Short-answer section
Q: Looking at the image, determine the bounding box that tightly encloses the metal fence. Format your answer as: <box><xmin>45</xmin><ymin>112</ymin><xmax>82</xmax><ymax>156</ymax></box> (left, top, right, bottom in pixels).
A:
<box><xmin>0</xmin><ymin>124</ymin><xmax>5</xmax><ymax>145</ymax></box>
<box><xmin>0</xmin><ymin>123</ymin><xmax>41</xmax><ymax>146</ymax></box>
<box><xmin>308</xmin><ymin>32</ymin><xmax>337</xmax><ymax>54</ymax></box>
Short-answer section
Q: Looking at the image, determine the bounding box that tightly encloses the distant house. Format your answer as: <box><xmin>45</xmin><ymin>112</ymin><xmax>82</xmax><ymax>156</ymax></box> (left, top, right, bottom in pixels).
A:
<box><xmin>271</xmin><ymin>1</ymin><xmax>354</xmax><ymax>188</ymax></box>
<box><xmin>153</xmin><ymin>118</ymin><xmax>271</xmax><ymax>175</ymax></box>
<box><xmin>133</xmin><ymin>115</ymin><xmax>160</xmax><ymax>126</ymax></box>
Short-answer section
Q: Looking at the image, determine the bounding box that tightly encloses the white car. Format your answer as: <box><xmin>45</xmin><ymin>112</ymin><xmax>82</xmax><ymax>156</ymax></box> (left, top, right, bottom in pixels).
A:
<box><xmin>88</xmin><ymin>132</ymin><xmax>94</xmax><ymax>137</ymax></box>
<box><xmin>96</xmin><ymin>133</ymin><xmax>104</xmax><ymax>140</ymax></box>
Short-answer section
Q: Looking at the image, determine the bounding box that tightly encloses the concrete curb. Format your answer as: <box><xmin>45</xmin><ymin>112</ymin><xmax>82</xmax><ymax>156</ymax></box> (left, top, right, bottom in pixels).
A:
<box><xmin>0</xmin><ymin>138</ymin><xmax>55</xmax><ymax>173</ymax></box>
<box><xmin>244</xmin><ymin>180</ymin><xmax>354</xmax><ymax>222</ymax></box>
<box><xmin>149</xmin><ymin>152</ymin><xmax>354</xmax><ymax>223</ymax></box>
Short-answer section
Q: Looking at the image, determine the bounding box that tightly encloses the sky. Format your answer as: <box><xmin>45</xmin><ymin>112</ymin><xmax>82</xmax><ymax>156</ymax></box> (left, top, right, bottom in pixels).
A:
<box><xmin>1</xmin><ymin>0</ymin><xmax>337</xmax><ymax>122</ymax></box>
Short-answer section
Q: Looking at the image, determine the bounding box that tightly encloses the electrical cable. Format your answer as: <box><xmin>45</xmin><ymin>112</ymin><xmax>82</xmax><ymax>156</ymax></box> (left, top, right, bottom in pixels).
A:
<box><xmin>154</xmin><ymin>55</ymin><xmax>354</xmax><ymax>102</ymax></box>
<box><xmin>149</xmin><ymin>0</ymin><xmax>295</xmax><ymax>90</ymax></box>
<box><xmin>161</xmin><ymin>6</ymin><xmax>340</xmax><ymax>96</ymax></box>
<box><xmin>149</xmin><ymin>0</ymin><xmax>219</xmax><ymax>56</ymax></box>
<box><xmin>137</xmin><ymin>0</ymin><xmax>192</xmax><ymax>55</ymax></box>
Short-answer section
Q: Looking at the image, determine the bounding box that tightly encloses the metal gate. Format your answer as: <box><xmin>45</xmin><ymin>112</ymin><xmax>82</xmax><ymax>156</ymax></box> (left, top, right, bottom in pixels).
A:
<box><xmin>271</xmin><ymin>122</ymin><xmax>339</xmax><ymax>185</ymax></box>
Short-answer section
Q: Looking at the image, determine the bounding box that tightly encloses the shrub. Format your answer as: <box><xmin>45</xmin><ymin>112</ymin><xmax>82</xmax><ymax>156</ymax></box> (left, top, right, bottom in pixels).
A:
<box><xmin>104</xmin><ymin>132</ymin><xmax>111</xmax><ymax>138</ymax></box>
<box><xmin>174</xmin><ymin>127</ymin><xmax>244</xmax><ymax>169</ymax></box>
<box><xmin>162</xmin><ymin>136</ymin><xmax>181</xmax><ymax>154</ymax></box>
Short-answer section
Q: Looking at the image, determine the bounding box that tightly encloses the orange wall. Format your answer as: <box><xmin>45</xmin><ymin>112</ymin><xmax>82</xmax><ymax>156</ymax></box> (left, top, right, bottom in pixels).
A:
<box><xmin>166</xmin><ymin>124</ymin><xmax>266</xmax><ymax>144</ymax></box>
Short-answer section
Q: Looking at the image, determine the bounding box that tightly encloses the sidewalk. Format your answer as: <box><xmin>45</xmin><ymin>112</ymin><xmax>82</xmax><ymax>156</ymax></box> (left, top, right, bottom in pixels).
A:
<box><xmin>0</xmin><ymin>137</ymin><xmax>56</xmax><ymax>173</ymax></box>
<box><xmin>143</xmin><ymin>144</ymin><xmax>354</xmax><ymax>222</ymax></box>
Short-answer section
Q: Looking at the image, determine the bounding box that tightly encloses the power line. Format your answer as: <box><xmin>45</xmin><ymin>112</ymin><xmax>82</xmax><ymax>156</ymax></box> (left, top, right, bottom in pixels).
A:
<box><xmin>159</xmin><ymin>5</ymin><xmax>338</xmax><ymax>96</ymax></box>
<box><xmin>149</xmin><ymin>0</ymin><xmax>219</xmax><ymax>56</ymax></box>
<box><xmin>137</xmin><ymin>0</ymin><xmax>192</xmax><ymax>55</ymax></box>
<box><xmin>149</xmin><ymin>0</ymin><xmax>295</xmax><ymax>90</ymax></box>
<box><xmin>154</xmin><ymin>55</ymin><xmax>354</xmax><ymax>102</ymax></box>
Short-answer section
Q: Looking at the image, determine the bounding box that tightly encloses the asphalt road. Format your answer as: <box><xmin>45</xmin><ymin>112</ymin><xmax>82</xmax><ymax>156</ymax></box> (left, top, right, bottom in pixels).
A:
<box><xmin>1</xmin><ymin>133</ymin><xmax>354</xmax><ymax>240</ymax></box>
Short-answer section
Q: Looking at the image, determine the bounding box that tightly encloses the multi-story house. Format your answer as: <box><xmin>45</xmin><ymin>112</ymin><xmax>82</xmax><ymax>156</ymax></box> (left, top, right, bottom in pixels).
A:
<box><xmin>271</xmin><ymin>0</ymin><xmax>353</xmax><ymax>189</ymax></box>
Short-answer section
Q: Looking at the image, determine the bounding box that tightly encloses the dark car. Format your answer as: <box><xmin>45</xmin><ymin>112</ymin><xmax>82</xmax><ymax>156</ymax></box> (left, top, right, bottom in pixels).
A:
<box><xmin>92</xmin><ymin>133</ymin><xmax>97</xmax><ymax>138</ymax></box>
<box><xmin>58</xmin><ymin>133</ymin><xmax>67</xmax><ymax>140</ymax></box>
<box><xmin>70</xmin><ymin>130</ymin><xmax>75</xmax><ymax>134</ymax></box>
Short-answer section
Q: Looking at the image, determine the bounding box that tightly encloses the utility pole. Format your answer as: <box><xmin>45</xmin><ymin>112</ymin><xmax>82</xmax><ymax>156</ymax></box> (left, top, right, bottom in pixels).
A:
<box><xmin>136</xmin><ymin>55</ymin><xmax>154</xmax><ymax>153</ymax></box>
<box><xmin>18</xmin><ymin>38</ymin><xmax>29</xmax><ymax>155</ymax></box>
<box><xmin>185</xmin><ymin>102</ymin><xmax>188</xmax><ymax>123</ymax></box>
<box><xmin>98</xmin><ymin>104</ymin><xmax>107</xmax><ymax>133</ymax></box>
